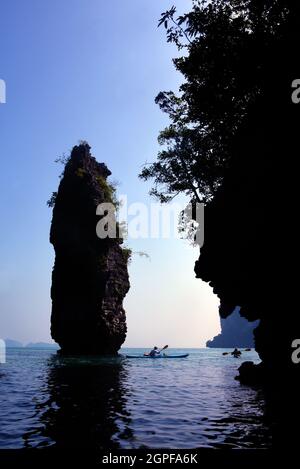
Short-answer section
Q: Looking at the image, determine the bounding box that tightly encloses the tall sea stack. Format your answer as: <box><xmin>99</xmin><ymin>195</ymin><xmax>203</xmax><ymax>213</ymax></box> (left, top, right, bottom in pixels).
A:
<box><xmin>50</xmin><ymin>142</ymin><xmax>130</xmax><ymax>355</ymax></box>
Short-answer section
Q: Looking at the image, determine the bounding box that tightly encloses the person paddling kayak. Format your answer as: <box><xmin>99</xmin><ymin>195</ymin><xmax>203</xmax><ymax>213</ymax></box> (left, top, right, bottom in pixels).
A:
<box><xmin>144</xmin><ymin>345</ymin><xmax>168</xmax><ymax>357</ymax></box>
<box><xmin>149</xmin><ymin>346</ymin><xmax>160</xmax><ymax>357</ymax></box>
<box><xmin>231</xmin><ymin>348</ymin><xmax>242</xmax><ymax>358</ymax></box>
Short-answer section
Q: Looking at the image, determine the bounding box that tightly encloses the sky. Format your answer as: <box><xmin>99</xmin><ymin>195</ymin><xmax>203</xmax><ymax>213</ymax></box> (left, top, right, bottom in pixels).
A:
<box><xmin>0</xmin><ymin>0</ymin><xmax>220</xmax><ymax>347</ymax></box>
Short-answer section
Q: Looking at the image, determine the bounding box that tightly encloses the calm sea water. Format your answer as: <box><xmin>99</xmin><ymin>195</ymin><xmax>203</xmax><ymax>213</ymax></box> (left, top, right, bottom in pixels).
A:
<box><xmin>0</xmin><ymin>348</ymin><xmax>271</xmax><ymax>449</ymax></box>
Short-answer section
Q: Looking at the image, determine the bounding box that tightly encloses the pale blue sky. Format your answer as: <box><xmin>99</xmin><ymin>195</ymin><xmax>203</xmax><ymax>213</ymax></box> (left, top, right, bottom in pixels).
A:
<box><xmin>0</xmin><ymin>0</ymin><xmax>220</xmax><ymax>347</ymax></box>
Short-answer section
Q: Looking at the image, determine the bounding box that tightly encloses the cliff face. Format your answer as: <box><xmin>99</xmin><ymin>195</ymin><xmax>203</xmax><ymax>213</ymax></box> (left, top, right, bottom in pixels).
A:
<box><xmin>195</xmin><ymin>19</ymin><xmax>299</xmax><ymax>395</ymax></box>
<box><xmin>207</xmin><ymin>307</ymin><xmax>258</xmax><ymax>348</ymax></box>
<box><xmin>50</xmin><ymin>143</ymin><xmax>130</xmax><ymax>355</ymax></box>
<box><xmin>195</xmin><ymin>85</ymin><xmax>295</xmax><ymax>378</ymax></box>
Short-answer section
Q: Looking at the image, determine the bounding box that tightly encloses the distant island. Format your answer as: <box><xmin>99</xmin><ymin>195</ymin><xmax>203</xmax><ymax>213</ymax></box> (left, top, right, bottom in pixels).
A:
<box><xmin>25</xmin><ymin>342</ymin><xmax>59</xmax><ymax>350</ymax></box>
<box><xmin>206</xmin><ymin>308</ymin><xmax>259</xmax><ymax>348</ymax></box>
<box><xmin>4</xmin><ymin>339</ymin><xmax>59</xmax><ymax>349</ymax></box>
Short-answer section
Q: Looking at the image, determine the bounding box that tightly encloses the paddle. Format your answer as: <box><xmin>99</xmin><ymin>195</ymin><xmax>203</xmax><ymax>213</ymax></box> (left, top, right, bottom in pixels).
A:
<box><xmin>159</xmin><ymin>345</ymin><xmax>168</xmax><ymax>352</ymax></box>
<box><xmin>159</xmin><ymin>344</ymin><xmax>168</xmax><ymax>356</ymax></box>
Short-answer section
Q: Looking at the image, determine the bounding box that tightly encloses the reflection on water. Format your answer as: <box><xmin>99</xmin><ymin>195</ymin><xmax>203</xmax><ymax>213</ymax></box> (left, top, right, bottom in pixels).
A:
<box><xmin>0</xmin><ymin>348</ymin><xmax>272</xmax><ymax>449</ymax></box>
<box><xmin>22</xmin><ymin>355</ymin><xmax>133</xmax><ymax>449</ymax></box>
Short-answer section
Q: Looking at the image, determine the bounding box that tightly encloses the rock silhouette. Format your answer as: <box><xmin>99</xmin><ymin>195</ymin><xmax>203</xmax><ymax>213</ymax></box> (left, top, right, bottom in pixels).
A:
<box><xmin>193</xmin><ymin>18</ymin><xmax>300</xmax><ymax>437</ymax></box>
<box><xmin>207</xmin><ymin>307</ymin><xmax>258</xmax><ymax>349</ymax></box>
<box><xmin>50</xmin><ymin>143</ymin><xmax>130</xmax><ymax>355</ymax></box>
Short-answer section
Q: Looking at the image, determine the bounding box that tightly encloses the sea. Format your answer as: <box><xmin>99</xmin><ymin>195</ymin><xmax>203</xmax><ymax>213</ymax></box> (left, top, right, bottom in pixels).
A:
<box><xmin>0</xmin><ymin>347</ymin><xmax>272</xmax><ymax>449</ymax></box>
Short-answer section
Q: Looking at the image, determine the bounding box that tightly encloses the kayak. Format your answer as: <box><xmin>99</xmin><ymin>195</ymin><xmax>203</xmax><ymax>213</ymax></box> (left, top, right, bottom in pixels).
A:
<box><xmin>125</xmin><ymin>353</ymin><xmax>189</xmax><ymax>359</ymax></box>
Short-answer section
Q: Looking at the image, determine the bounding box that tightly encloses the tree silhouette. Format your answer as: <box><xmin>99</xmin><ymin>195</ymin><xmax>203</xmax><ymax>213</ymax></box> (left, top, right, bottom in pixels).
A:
<box><xmin>140</xmin><ymin>0</ymin><xmax>291</xmax><ymax>204</ymax></box>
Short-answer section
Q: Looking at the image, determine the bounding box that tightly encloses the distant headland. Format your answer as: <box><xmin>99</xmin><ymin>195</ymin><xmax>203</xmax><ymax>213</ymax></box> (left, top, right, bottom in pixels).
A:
<box><xmin>4</xmin><ymin>339</ymin><xmax>59</xmax><ymax>349</ymax></box>
<box><xmin>206</xmin><ymin>307</ymin><xmax>259</xmax><ymax>348</ymax></box>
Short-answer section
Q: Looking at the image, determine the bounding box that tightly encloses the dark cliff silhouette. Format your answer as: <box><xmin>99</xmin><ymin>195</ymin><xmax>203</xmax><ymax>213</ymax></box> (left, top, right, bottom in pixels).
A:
<box><xmin>207</xmin><ymin>308</ymin><xmax>258</xmax><ymax>348</ymax></box>
<box><xmin>192</xmin><ymin>4</ymin><xmax>300</xmax><ymax>442</ymax></box>
<box><xmin>49</xmin><ymin>143</ymin><xmax>130</xmax><ymax>355</ymax></box>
